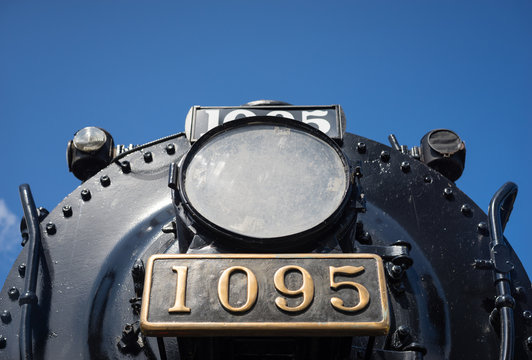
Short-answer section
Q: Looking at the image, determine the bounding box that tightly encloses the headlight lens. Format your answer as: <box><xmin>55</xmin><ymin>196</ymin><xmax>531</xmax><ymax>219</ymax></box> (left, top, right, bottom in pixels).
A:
<box><xmin>73</xmin><ymin>127</ymin><xmax>107</xmax><ymax>152</ymax></box>
<box><xmin>179</xmin><ymin>117</ymin><xmax>351</xmax><ymax>241</ymax></box>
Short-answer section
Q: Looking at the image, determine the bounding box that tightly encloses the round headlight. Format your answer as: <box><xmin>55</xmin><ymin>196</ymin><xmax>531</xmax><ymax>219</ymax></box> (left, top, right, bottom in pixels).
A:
<box><xmin>73</xmin><ymin>127</ymin><xmax>108</xmax><ymax>152</ymax></box>
<box><xmin>178</xmin><ymin>117</ymin><xmax>351</xmax><ymax>244</ymax></box>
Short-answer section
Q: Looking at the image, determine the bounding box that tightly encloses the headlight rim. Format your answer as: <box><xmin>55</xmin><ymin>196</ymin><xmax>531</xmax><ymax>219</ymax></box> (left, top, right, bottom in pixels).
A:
<box><xmin>176</xmin><ymin>116</ymin><xmax>354</xmax><ymax>249</ymax></box>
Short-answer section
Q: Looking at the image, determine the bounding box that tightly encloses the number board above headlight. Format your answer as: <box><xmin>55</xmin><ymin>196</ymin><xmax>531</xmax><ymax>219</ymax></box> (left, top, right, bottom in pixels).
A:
<box><xmin>185</xmin><ymin>105</ymin><xmax>344</xmax><ymax>142</ymax></box>
<box><xmin>140</xmin><ymin>254</ymin><xmax>389</xmax><ymax>337</ymax></box>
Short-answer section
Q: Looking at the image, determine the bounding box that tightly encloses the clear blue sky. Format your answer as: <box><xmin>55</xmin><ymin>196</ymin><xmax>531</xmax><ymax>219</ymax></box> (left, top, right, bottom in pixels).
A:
<box><xmin>1</xmin><ymin>1</ymin><xmax>531</xmax><ymax>284</ymax></box>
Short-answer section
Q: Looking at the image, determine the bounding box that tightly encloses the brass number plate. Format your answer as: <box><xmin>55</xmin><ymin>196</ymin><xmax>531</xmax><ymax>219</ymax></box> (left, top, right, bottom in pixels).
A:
<box><xmin>140</xmin><ymin>254</ymin><xmax>389</xmax><ymax>336</ymax></box>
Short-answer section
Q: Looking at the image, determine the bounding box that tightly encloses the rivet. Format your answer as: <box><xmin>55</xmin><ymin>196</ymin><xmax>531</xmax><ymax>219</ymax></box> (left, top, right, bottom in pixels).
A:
<box><xmin>8</xmin><ymin>287</ymin><xmax>19</xmax><ymax>301</ymax></box>
<box><xmin>527</xmin><ymin>336</ymin><xmax>532</xmax><ymax>351</ymax></box>
<box><xmin>100</xmin><ymin>175</ymin><xmax>111</xmax><ymax>187</ymax></box>
<box><xmin>18</xmin><ymin>264</ymin><xmax>26</xmax><ymax>278</ymax></box>
<box><xmin>1</xmin><ymin>310</ymin><xmax>11</xmax><ymax>324</ymax></box>
<box><xmin>0</xmin><ymin>335</ymin><xmax>5</xmax><ymax>349</ymax></box>
<box><xmin>400</xmin><ymin>161</ymin><xmax>410</xmax><ymax>173</ymax></box>
<box><xmin>46</xmin><ymin>222</ymin><xmax>56</xmax><ymax>235</ymax></box>
<box><xmin>359</xmin><ymin>231</ymin><xmax>372</xmax><ymax>244</ymax></box>
<box><xmin>523</xmin><ymin>310</ymin><xmax>532</xmax><ymax>324</ymax></box>
<box><xmin>477</xmin><ymin>222</ymin><xmax>489</xmax><ymax>236</ymax></box>
<box><xmin>391</xmin><ymin>265</ymin><xmax>403</xmax><ymax>277</ymax></box>
<box><xmin>62</xmin><ymin>205</ymin><xmax>72</xmax><ymax>217</ymax></box>
<box><xmin>423</xmin><ymin>175</ymin><xmax>433</xmax><ymax>183</ymax></box>
<box><xmin>120</xmin><ymin>161</ymin><xmax>131</xmax><ymax>174</ymax></box>
<box><xmin>396</xmin><ymin>325</ymin><xmax>410</xmax><ymax>338</ymax></box>
<box><xmin>443</xmin><ymin>187</ymin><xmax>454</xmax><ymax>199</ymax></box>
<box><xmin>123</xmin><ymin>323</ymin><xmax>133</xmax><ymax>335</ymax></box>
<box><xmin>81</xmin><ymin>189</ymin><xmax>91</xmax><ymax>201</ymax></box>
<box><xmin>461</xmin><ymin>204</ymin><xmax>473</xmax><ymax>217</ymax></box>
<box><xmin>515</xmin><ymin>286</ymin><xmax>526</xmax><ymax>298</ymax></box>
<box><xmin>166</xmin><ymin>144</ymin><xmax>175</xmax><ymax>155</ymax></box>
<box><xmin>380</xmin><ymin>150</ymin><xmax>390</xmax><ymax>162</ymax></box>
<box><xmin>143</xmin><ymin>152</ymin><xmax>153</xmax><ymax>163</ymax></box>
<box><xmin>356</xmin><ymin>142</ymin><xmax>366</xmax><ymax>154</ymax></box>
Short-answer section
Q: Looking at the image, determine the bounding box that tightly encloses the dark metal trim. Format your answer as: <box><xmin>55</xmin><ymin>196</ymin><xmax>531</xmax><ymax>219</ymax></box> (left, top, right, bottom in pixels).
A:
<box><xmin>18</xmin><ymin>184</ymin><xmax>42</xmax><ymax>360</ymax></box>
<box><xmin>112</xmin><ymin>132</ymin><xmax>185</xmax><ymax>163</ymax></box>
<box><xmin>488</xmin><ymin>182</ymin><xmax>518</xmax><ymax>360</ymax></box>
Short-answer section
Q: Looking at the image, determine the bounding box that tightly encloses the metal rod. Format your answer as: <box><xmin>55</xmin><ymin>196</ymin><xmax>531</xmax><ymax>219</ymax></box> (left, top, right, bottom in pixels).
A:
<box><xmin>489</xmin><ymin>182</ymin><xmax>518</xmax><ymax>247</ymax></box>
<box><xmin>387</xmin><ymin>134</ymin><xmax>401</xmax><ymax>151</ymax></box>
<box><xmin>363</xmin><ymin>336</ymin><xmax>375</xmax><ymax>360</ymax></box>
<box><xmin>487</xmin><ymin>182</ymin><xmax>518</xmax><ymax>360</ymax></box>
<box><xmin>18</xmin><ymin>184</ymin><xmax>42</xmax><ymax>360</ymax></box>
<box><xmin>157</xmin><ymin>337</ymin><xmax>167</xmax><ymax>360</ymax></box>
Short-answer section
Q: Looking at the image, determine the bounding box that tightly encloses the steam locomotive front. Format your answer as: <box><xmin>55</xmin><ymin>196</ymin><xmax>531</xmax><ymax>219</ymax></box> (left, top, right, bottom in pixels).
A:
<box><xmin>0</xmin><ymin>101</ymin><xmax>530</xmax><ymax>360</ymax></box>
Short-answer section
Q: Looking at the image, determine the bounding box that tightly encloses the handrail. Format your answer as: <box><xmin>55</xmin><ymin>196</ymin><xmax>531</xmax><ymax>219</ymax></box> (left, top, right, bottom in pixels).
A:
<box><xmin>487</xmin><ymin>182</ymin><xmax>518</xmax><ymax>360</ymax></box>
<box><xmin>18</xmin><ymin>184</ymin><xmax>42</xmax><ymax>360</ymax></box>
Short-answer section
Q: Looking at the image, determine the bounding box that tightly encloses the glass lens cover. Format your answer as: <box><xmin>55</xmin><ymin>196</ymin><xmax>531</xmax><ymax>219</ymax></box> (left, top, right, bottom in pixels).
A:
<box><xmin>183</xmin><ymin>123</ymin><xmax>349</xmax><ymax>239</ymax></box>
<box><xmin>73</xmin><ymin>127</ymin><xmax>107</xmax><ymax>152</ymax></box>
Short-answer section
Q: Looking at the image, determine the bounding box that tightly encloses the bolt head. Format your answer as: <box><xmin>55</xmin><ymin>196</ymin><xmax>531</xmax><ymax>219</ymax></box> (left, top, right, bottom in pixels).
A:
<box><xmin>443</xmin><ymin>187</ymin><xmax>453</xmax><ymax>198</ymax></box>
<box><xmin>81</xmin><ymin>189</ymin><xmax>91</xmax><ymax>201</ymax></box>
<box><xmin>380</xmin><ymin>150</ymin><xmax>390</xmax><ymax>162</ymax></box>
<box><xmin>46</xmin><ymin>222</ymin><xmax>56</xmax><ymax>235</ymax></box>
<box><xmin>477</xmin><ymin>222</ymin><xmax>489</xmax><ymax>235</ymax></box>
<box><xmin>100</xmin><ymin>175</ymin><xmax>111</xmax><ymax>187</ymax></box>
<box><xmin>527</xmin><ymin>336</ymin><xmax>532</xmax><ymax>351</ymax></box>
<box><xmin>123</xmin><ymin>324</ymin><xmax>133</xmax><ymax>335</ymax></box>
<box><xmin>356</xmin><ymin>142</ymin><xmax>366</xmax><ymax>154</ymax></box>
<box><xmin>8</xmin><ymin>287</ymin><xmax>19</xmax><ymax>300</ymax></box>
<box><xmin>18</xmin><ymin>264</ymin><xmax>26</xmax><ymax>277</ymax></box>
<box><xmin>1</xmin><ymin>310</ymin><xmax>11</xmax><ymax>324</ymax></box>
<box><xmin>423</xmin><ymin>175</ymin><xmax>433</xmax><ymax>183</ymax></box>
<box><xmin>359</xmin><ymin>231</ymin><xmax>371</xmax><ymax>243</ymax></box>
<box><xmin>515</xmin><ymin>286</ymin><xmax>526</xmax><ymax>298</ymax></box>
<box><xmin>461</xmin><ymin>204</ymin><xmax>473</xmax><ymax>216</ymax></box>
<box><xmin>143</xmin><ymin>152</ymin><xmax>153</xmax><ymax>163</ymax></box>
<box><xmin>523</xmin><ymin>310</ymin><xmax>532</xmax><ymax>324</ymax></box>
<box><xmin>400</xmin><ymin>161</ymin><xmax>410</xmax><ymax>173</ymax></box>
<box><xmin>0</xmin><ymin>335</ymin><xmax>6</xmax><ymax>349</ymax></box>
<box><xmin>132</xmin><ymin>262</ymin><xmax>144</xmax><ymax>277</ymax></box>
<box><xmin>166</xmin><ymin>143</ymin><xmax>176</xmax><ymax>155</ymax></box>
<box><xmin>391</xmin><ymin>265</ymin><xmax>403</xmax><ymax>275</ymax></box>
<box><xmin>396</xmin><ymin>325</ymin><xmax>410</xmax><ymax>338</ymax></box>
<box><xmin>62</xmin><ymin>205</ymin><xmax>73</xmax><ymax>217</ymax></box>
<box><xmin>120</xmin><ymin>161</ymin><xmax>131</xmax><ymax>174</ymax></box>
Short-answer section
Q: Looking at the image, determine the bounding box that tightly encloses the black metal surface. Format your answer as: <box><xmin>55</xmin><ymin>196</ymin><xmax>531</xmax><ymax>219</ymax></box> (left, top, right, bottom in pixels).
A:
<box><xmin>0</xmin><ymin>119</ymin><xmax>531</xmax><ymax>359</ymax></box>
